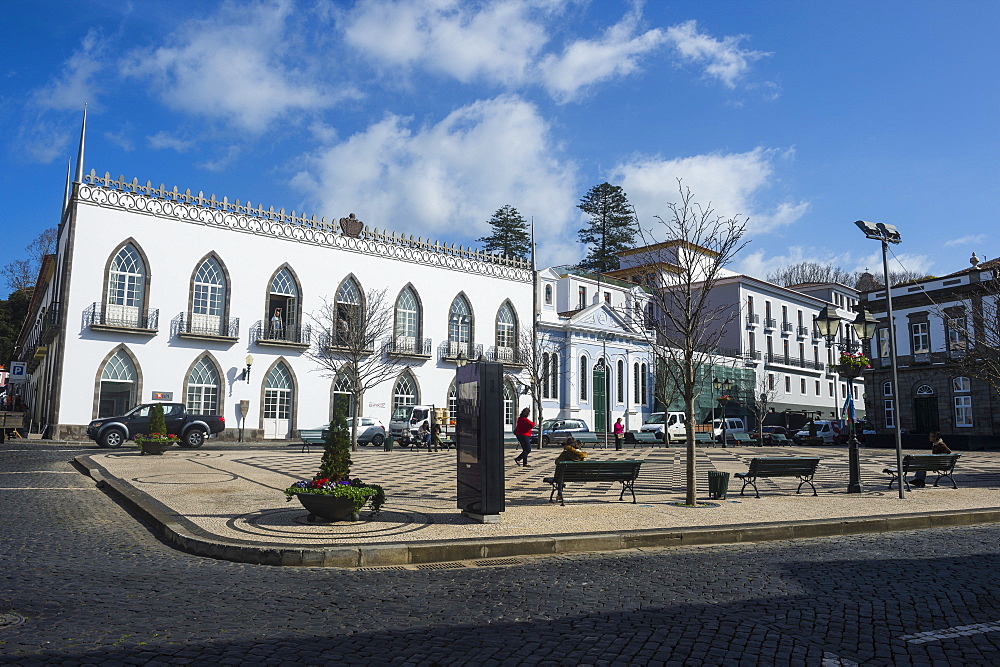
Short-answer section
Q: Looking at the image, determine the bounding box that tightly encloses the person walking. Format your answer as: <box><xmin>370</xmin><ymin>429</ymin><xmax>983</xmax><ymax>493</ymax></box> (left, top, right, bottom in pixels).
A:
<box><xmin>910</xmin><ymin>431</ymin><xmax>951</xmax><ymax>488</ymax></box>
<box><xmin>513</xmin><ymin>407</ymin><xmax>534</xmax><ymax>467</ymax></box>
<box><xmin>613</xmin><ymin>417</ymin><xmax>625</xmax><ymax>450</ymax></box>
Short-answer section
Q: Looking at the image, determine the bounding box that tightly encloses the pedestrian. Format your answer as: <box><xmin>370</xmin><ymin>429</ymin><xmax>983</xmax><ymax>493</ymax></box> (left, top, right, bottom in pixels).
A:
<box><xmin>910</xmin><ymin>431</ymin><xmax>951</xmax><ymax>488</ymax></box>
<box><xmin>418</xmin><ymin>420</ymin><xmax>431</xmax><ymax>449</ymax></box>
<box><xmin>613</xmin><ymin>417</ymin><xmax>625</xmax><ymax>450</ymax></box>
<box><xmin>431</xmin><ymin>422</ymin><xmax>443</xmax><ymax>449</ymax></box>
<box><xmin>513</xmin><ymin>407</ymin><xmax>534</xmax><ymax>467</ymax></box>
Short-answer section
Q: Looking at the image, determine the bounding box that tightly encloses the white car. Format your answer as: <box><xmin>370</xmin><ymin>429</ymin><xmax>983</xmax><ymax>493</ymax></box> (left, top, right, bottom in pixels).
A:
<box><xmin>640</xmin><ymin>411</ymin><xmax>687</xmax><ymax>443</ymax></box>
<box><xmin>711</xmin><ymin>417</ymin><xmax>746</xmax><ymax>442</ymax></box>
<box><xmin>321</xmin><ymin>417</ymin><xmax>386</xmax><ymax>446</ymax></box>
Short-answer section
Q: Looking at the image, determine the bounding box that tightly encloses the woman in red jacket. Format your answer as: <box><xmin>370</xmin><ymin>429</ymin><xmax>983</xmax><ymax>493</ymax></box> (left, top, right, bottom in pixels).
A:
<box><xmin>513</xmin><ymin>407</ymin><xmax>534</xmax><ymax>467</ymax></box>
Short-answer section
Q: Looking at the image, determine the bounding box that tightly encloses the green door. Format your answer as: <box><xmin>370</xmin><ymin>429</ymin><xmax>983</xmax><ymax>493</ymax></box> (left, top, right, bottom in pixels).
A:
<box><xmin>593</xmin><ymin>366</ymin><xmax>607</xmax><ymax>432</ymax></box>
<box><xmin>913</xmin><ymin>397</ymin><xmax>939</xmax><ymax>433</ymax></box>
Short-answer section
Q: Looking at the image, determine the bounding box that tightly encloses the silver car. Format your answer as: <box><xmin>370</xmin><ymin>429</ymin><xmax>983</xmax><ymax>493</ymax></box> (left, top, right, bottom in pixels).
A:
<box><xmin>321</xmin><ymin>417</ymin><xmax>386</xmax><ymax>446</ymax></box>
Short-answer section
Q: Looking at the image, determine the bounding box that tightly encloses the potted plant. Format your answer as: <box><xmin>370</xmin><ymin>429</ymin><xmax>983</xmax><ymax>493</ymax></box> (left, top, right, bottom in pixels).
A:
<box><xmin>134</xmin><ymin>404</ymin><xmax>177</xmax><ymax>455</ymax></box>
<box><xmin>837</xmin><ymin>351</ymin><xmax>870</xmax><ymax>379</ymax></box>
<box><xmin>284</xmin><ymin>401</ymin><xmax>385</xmax><ymax>522</ymax></box>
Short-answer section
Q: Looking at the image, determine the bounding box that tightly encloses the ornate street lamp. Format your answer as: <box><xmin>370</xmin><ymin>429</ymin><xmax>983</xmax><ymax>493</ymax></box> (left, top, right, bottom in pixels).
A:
<box><xmin>713</xmin><ymin>377</ymin><xmax>733</xmax><ymax>445</ymax></box>
<box><xmin>244</xmin><ymin>355</ymin><xmax>254</xmax><ymax>384</ymax></box>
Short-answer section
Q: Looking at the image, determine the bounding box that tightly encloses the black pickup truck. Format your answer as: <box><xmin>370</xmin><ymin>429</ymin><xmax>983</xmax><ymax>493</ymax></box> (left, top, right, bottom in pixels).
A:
<box><xmin>87</xmin><ymin>403</ymin><xmax>225</xmax><ymax>449</ymax></box>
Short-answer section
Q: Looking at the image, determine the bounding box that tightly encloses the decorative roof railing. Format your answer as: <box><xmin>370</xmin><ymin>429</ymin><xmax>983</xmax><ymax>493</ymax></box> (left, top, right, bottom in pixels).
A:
<box><xmin>79</xmin><ymin>171</ymin><xmax>532</xmax><ymax>279</ymax></box>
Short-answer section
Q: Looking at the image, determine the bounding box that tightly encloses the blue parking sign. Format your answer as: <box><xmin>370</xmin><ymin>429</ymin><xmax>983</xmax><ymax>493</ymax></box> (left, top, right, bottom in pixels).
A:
<box><xmin>9</xmin><ymin>362</ymin><xmax>27</xmax><ymax>382</ymax></box>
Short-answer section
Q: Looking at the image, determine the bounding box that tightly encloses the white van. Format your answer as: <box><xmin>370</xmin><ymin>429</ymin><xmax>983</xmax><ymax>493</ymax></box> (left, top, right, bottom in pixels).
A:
<box><xmin>711</xmin><ymin>418</ymin><xmax>746</xmax><ymax>441</ymax></box>
<box><xmin>793</xmin><ymin>420</ymin><xmax>845</xmax><ymax>444</ymax></box>
<box><xmin>640</xmin><ymin>411</ymin><xmax>686</xmax><ymax>443</ymax></box>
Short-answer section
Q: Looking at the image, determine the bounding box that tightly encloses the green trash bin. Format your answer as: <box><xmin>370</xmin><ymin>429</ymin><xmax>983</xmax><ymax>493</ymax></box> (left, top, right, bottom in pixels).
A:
<box><xmin>384</xmin><ymin>436</ymin><xmax>395</xmax><ymax>452</ymax></box>
<box><xmin>707</xmin><ymin>471</ymin><xmax>730</xmax><ymax>500</ymax></box>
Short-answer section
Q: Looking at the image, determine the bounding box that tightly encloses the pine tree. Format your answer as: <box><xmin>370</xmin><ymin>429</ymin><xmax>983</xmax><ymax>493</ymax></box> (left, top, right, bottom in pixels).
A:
<box><xmin>477</xmin><ymin>205</ymin><xmax>531</xmax><ymax>259</ymax></box>
<box><xmin>577</xmin><ymin>183</ymin><xmax>636</xmax><ymax>273</ymax></box>
<box><xmin>318</xmin><ymin>399</ymin><xmax>352</xmax><ymax>481</ymax></box>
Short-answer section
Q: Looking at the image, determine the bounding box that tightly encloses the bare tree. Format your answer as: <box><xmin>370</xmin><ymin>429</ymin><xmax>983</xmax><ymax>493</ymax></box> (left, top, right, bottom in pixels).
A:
<box><xmin>931</xmin><ymin>272</ymin><xmax>1000</xmax><ymax>395</ymax></box>
<box><xmin>767</xmin><ymin>261</ymin><xmax>925</xmax><ymax>290</ymax></box>
<box><xmin>504</xmin><ymin>326</ymin><xmax>569</xmax><ymax>433</ymax></box>
<box><xmin>1</xmin><ymin>228</ymin><xmax>57</xmax><ymax>294</ymax></box>
<box><xmin>746</xmin><ymin>375</ymin><xmax>784</xmax><ymax>445</ymax></box>
<box><xmin>305</xmin><ymin>287</ymin><xmax>416</xmax><ymax>450</ymax></box>
<box><xmin>630</xmin><ymin>181</ymin><xmax>750</xmax><ymax>505</ymax></box>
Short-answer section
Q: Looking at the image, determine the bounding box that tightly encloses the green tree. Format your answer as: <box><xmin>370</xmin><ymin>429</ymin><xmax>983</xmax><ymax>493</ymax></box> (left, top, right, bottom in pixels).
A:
<box><xmin>317</xmin><ymin>399</ymin><xmax>352</xmax><ymax>481</ymax></box>
<box><xmin>149</xmin><ymin>403</ymin><xmax>167</xmax><ymax>436</ymax></box>
<box><xmin>577</xmin><ymin>183</ymin><xmax>636</xmax><ymax>273</ymax></box>
<box><xmin>477</xmin><ymin>205</ymin><xmax>531</xmax><ymax>259</ymax></box>
<box><xmin>0</xmin><ymin>290</ymin><xmax>31</xmax><ymax>368</ymax></box>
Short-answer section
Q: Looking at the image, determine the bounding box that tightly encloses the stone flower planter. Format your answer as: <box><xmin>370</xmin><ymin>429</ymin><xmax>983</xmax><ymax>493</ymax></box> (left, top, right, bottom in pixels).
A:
<box><xmin>294</xmin><ymin>493</ymin><xmax>359</xmax><ymax>522</ymax></box>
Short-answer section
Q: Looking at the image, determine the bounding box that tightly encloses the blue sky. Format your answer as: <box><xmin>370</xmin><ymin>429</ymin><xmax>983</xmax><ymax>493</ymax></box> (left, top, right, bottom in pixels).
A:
<box><xmin>3</xmin><ymin>0</ymin><xmax>998</xmax><ymax>291</ymax></box>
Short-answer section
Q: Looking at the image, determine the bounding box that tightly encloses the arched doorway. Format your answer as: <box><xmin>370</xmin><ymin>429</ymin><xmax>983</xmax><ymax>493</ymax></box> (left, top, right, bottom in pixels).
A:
<box><xmin>98</xmin><ymin>349</ymin><xmax>138</xmax><ymax>417</ymax></box>
<box><xmin>263</xmin><ymin>362</ymin><xmax>293</xmax><ymax>438</ymax></box>
<box><xmin>913</xmin><ymin>384</ymin><xmax>939</xmax><ymax>433</ymax></box>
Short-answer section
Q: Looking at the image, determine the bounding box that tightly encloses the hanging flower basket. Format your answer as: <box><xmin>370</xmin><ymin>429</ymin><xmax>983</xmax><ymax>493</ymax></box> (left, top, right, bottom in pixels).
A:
<box><xmin>837</xmin><ymin>351</ymin><xmax>871</xmax><ymax>378</ymax></box>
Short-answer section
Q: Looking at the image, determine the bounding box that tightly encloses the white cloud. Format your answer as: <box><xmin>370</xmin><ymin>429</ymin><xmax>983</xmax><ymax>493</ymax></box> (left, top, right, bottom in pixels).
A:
<box><xmin>342</xmin><ymin>0</ymin><xmax>554</xmax><ymax>86</ymax></box>
<box><xmin>290</xmin><ymin>95</ymin><xmax>580</xmax><ymax>266</ymax></box>
<box><xmin>539</xmin><ymin>7</ymin><xmax>668</xmax><ymax>102</ymax></box>
<box><xmin>147</xmin><ymin>131</ymin><xmax>195</xmax><ymax>152</ymax></box>
<box><xmin>664</xmin><ymin>20</ymin><xmax>769</xmax><ymax>89</ymax></box>
<box><xmin>944</xmin><ymin>234</ymin><xmax>986</xmax><ymax>248</ymax></box>
<box><xmin>32</xmin><ymin>29</ymin><xmax>107</xmax><ymax>110</ymax></box>
<box><xmin>610</xmin><ymin>147</ymin><xmax>809</xmax><ymax>235</ymax></box>
<box><xmin>122</xmin><ymin>0</ymin><xmax>336</xmax><ymax>132</ymax></box>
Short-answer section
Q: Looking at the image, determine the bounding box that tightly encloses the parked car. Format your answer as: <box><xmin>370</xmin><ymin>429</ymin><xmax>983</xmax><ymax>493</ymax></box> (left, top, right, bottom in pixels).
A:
<box><xmin>531</xmin><ymin>418</ymin><xmax>589</xmax><ymax>446</ymax></box>
<box><xmin>320</xmin><ymin>417</ymin><xmax>386</xmax><ymax>446</ymax></box>
<box><xmin>748</xmin><ymin>425</ymin><xmax>789</xmax><ymax>445</ymax></box>
<box><xmin>710</xmin><ymin>417</ymin><xmax>746</xmax><ymax>442</ymax></box>
<box><xmin>87</xmin><ymin>402</ymin><xmax>225</xmax><ymax>449</ymax></box>
<box><xmin>793</xmin><ymin>420</ymin><xmax>845</xmax><ymax>444</ymax></box>
<box><xmin>640</xmin><ymin>411</ymin><xmax>687</xmax><ymax>443</ymax></box>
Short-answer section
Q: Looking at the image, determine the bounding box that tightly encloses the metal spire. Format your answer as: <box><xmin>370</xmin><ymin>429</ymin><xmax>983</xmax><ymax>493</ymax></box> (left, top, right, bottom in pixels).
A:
<box><xmin>74</xmin><ymin>104</ymin><xmax>87</xmax><ymax>183</ymax></box>
<box><xmin>62</xmin><ymin>157</ymin><xmax>71</xmax><ymax>214</ymax></box>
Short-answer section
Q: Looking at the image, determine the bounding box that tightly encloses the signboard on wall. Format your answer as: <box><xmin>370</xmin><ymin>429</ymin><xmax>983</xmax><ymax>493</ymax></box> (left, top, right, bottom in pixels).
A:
<box><xmin>8</xmin><ymin>362</ymin><xmax>27</xmax><ymax>383</ymax></box>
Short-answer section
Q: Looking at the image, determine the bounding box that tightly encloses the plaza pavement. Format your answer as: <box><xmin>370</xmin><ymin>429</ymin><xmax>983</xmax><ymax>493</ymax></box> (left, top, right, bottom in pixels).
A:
<box><xmin>72</xmin><ymin>442</ymin><xmax>1000</xmax><ymax>568</ymax></box>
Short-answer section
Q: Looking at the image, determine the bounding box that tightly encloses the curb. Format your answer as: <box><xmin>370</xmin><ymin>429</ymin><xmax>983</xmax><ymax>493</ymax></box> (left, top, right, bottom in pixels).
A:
<box><xmin>75</xmin><ymin>455</ymin><xmax>1000</xmax><ymax>568</ymax></box>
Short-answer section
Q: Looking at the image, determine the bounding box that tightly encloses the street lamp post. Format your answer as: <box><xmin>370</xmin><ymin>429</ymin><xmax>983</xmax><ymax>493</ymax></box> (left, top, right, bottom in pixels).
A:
<box><xmin>814</xmin><ymin>306</ymin><xmax>878</xmax><ymax>493</ymax></box>
<box><xmin>855</xmin><ymin>220</ymin><xmax>906</xmax><ymax>500</ymax></box>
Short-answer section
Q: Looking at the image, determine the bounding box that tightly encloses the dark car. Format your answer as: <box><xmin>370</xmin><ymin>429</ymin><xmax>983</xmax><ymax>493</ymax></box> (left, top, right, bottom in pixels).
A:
<box><xmin>748</xmin><ymin>425</ymin><xmax>789</xmax><ymax>445</ymax></box>
<box><xmin>87</xmin><ymin>402</ymin><xmax>225</xmax><ymax>449</ymax></box>
<box><xmin>531</xmin><ymin>418</ymin><xmax>589</xmax><ymax>446</ymax></box>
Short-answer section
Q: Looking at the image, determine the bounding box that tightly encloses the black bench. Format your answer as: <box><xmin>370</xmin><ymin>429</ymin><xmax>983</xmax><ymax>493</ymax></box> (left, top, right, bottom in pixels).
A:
<box><xmin>543</xmin><ymin>460</ymin><xmax>643</xmax><ymax>506</ymax></box>
<box><xmin>624</xmin><ymin>431</ymin><xmax>661</xmax><ymax>447</ymax></box>
<box><xmin>734</xmin><ymin>457</ymin><xmax>822</xmax><ymax>498</ymax></box>
<box><xmin>883</xmin><ymin>454</ymin><xmax>961</xmax><ymax>491</ymax></box>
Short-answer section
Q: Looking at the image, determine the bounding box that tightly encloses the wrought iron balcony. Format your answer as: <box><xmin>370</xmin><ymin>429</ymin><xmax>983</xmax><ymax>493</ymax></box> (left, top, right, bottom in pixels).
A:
<box><xmin>251</xmin><ymin>320</ymin><xmax>311</xmax><ymax>348</ymax></box>
<box><xmin>764</xmin><ymin>317</ymin><xmax>777</xmax><ymax>330</ymax></box>
<box><xmin>746</xmin><ymin>313</ymin><xmax>759</xmax><ymax>326</ymax></box>
<box><xmin>438</xmin><ymin>341</ymin><xmax>483</xmax><ymax>362</ymax></box>
<box><xmin>85</xmin><ymin>302</ymin><xmax>158</xmax><ymax>333</ymax></box>
<box><xmin>487</xmin><ymin>346</ymin><xmax>523</xmax><ymax>365</ymax></box>
<box><xmin>39</xmin><ymin>303</ymin><xmax>61</xmax><ymax>344</ymax></box>
<box><xmin>797</xmin><ymin>325</ymin><xmax>809</xmax><ymax>338</ymax></box>
<box><xmin>383</xmin><ymin>336</ymin><xmax>432</xmax><ymax>358</ymax></box>
<box><xmin>781</xmin><ymin>322</ymin><xmax>794</xmax><ymax>333</ymax></box>
<box><xmin>173</xmin><ymin>313</ymin><xmax>240</xmax><ymax>340</ymax></box>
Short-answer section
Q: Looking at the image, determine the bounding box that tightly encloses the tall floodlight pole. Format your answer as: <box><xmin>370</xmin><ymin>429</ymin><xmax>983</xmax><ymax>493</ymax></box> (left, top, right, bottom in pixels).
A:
<box><xmin>855</xmin><ymin>220</ymin><xmax>905</xmax><ymax>500</ymax></box>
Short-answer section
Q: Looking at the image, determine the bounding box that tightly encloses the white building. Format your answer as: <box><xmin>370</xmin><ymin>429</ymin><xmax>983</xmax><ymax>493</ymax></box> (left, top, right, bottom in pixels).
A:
<box><xmin>535</xmin><ymin>266</ymin><xmax>655</xmax><ymax>431</ymax></box>
<box><xmin>17</xmin><ymin>163</ymin><xmax>533</xmax><ymax>441</ymax></box>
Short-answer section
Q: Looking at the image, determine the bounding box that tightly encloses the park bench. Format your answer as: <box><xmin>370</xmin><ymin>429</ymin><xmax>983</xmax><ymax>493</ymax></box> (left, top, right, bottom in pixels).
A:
<box><xmin>883</xmin><ymin>454</ymin><xmax>961</xmax><ymax>492</ymax></box>
<box><xmin>624</xmin><ymin>431</ymin><xmax>661</xmax><ymax>447</ymax></box>
<box><xmin>298</xmin><ymin>429</ymin><xmax>325</xmax><ymax>453</ymax></box>
<box><xmin>568</xmin><ymin>432</ymin><xmax>604</xmax><ymax>448</ymax></box>
<box><xmin>543</xmin><ymin>460</ymin><xmax>644</xmax><ymax>506</ymax></box>
<box><xmin>729</xmin><ymin>432</ymin><xmax>754</xmax><ymax>446</ymax></box>
<box><xmin>734</xmin><ymin>457</ymin><xmax>822</xmax><ymax>498</ymax></box>
<box><xmin>695</xmin><ymin>432</ymin><xmax>716</xmax><ymax>446</ymax></box>
<box><xmin>770</xmin><ymin>433</ymin><xmax>789</xmax><ymax>445</ymax></box>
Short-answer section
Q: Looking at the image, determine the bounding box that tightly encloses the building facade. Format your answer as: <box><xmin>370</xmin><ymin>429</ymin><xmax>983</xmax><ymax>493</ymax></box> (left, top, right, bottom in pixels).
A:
<box><xmin>16</xmin><ymin>170</ymin><xmax>533</xmax><ymax>440</ymax></box>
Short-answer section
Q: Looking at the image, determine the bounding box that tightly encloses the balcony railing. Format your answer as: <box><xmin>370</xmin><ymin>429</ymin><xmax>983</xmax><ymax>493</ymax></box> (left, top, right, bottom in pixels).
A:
<box><xmin>173</xmin><ymin>313</ymin><xmax>240</xmax><ymax>339</ymax></box>
<box><xmin>487</xmin><ymin>346</ymin><xmax>523</xmax><ymax>365</ymax></box>
<box><xmin>251</xmin><ymin>321</ymin><xmax>311</xmax><ymax>346</ymax></box>
<box><xmin>746</xmin><ymin>313</ymin><xmax>759</xmax><ymax>326</ymax></box>
<box><xmin>797</xmin><ymin>325</ymin><xmax>809</xmax><ymax>338</ymax></box>
<box><xmin>39</xmin><ymin>303</ymin><xmax>61</xmax><ymax>344</ymax></box>
<box><xmin>437</xmin><ymin>341</ymin><xmax>483</xmax><ymax>362</ymax></box>
<box><xmin>764</xmin><ymin>317</ymin><xmax>777</xmax><ymax>330</ymax></box>
<box><xmin>781</xmin><ymin>322</ymin><xmax>794</xmax><ymax>333</ymax></box>
<box><xmin>382</xmin><ymin>336</ymin><xmax>432</xmax><ymax>357</ymax></box>
<box><xmin>765</xmin><ymin>352</ymin><xmax>826</xmax><ymax>370</ymax></box>
<box><xmin>85</xmin><ymin>302</ymin><xmax>159</xmax><ymax>332</ymax></box>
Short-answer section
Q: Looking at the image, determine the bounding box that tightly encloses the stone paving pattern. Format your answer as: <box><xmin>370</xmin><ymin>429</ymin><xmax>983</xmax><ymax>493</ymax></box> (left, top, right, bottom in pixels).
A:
<box><xmin>81</xmin><ymin>444</ymin><xmax>1000</xmax><ymax>547</ymax></box>
<box><xmin>2</xmin><ymin>443</ymin><xmax>1000</xmax><ymax>664</ymax></box>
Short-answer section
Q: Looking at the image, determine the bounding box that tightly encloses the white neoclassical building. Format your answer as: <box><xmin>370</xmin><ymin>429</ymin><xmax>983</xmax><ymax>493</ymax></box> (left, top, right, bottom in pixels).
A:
<box><xmin>16</xmin><ymin>157</ymin><xmax>532</xmax><ymax>440</ymax></box>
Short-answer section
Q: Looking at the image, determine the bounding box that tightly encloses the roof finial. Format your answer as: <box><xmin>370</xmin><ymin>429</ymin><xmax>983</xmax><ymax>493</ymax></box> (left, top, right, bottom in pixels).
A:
<box><xmin>74</xmin><ymin>104</ymin><xmax>88</xmax><ymax>184</ymax></box>
<box><xmin>971</xmin><ymin>252</ymin><xmax>980</xmax><ymax>266</ymax></box>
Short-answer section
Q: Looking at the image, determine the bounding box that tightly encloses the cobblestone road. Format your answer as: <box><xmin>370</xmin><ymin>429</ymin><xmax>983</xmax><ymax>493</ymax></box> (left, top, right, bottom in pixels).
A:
<box><xmin>3</xmin><ymin>444</ymin><xmax>1000</xmax><ymax>665</ymax></box>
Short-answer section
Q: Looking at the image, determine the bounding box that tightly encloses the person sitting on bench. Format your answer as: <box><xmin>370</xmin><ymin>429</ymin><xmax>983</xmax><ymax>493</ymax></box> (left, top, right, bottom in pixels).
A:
<box><xmin>555</xmin><ymin>437</ymin><xmax>588</xmax><ymax>462</ymax></box>
<box><xmin>912</xmin><ymin>431</ymin><xmax>951</xmax><ymax>488</ymax></box>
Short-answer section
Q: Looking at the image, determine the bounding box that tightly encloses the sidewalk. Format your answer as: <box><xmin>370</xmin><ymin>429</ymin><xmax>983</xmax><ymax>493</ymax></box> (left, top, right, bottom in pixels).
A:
<box><xmin>74</xmin><ymin>445</ymin><xmax>1000</xmax><ymax>568</ymax></box>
